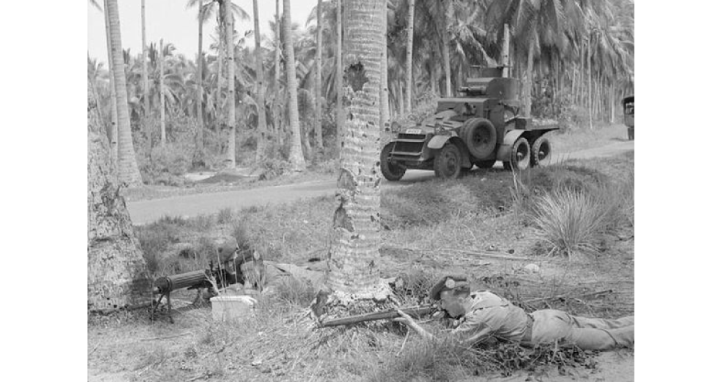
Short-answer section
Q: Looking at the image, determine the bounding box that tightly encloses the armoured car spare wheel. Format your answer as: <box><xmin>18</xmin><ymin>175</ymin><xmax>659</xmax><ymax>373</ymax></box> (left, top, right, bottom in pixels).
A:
<box><xmin>461</xmin><ymin>118</ymin><xmax>497</xmax><ymax>159</ymax></box>
<box><xmin>434</xmin><ymin>144</ymin><xmax>463</xmax><ymax>179</ymax></box>
<box><xmin>380</xmin><ymin>142</ymin><xmax>406</xmax><ymax>181</ymax></box>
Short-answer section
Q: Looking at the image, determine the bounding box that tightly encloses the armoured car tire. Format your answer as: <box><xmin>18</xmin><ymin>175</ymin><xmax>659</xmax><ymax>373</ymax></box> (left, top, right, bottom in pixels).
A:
<box><xmin>504</xmin><ymin>137</ymin><xmax>530</xmax><ymax>171</ymax></box>
<box><xmin>474</xmin><ymin>160</ymin><xmax>496</xmax><ymax>169</ymax></box>
<box><xmin>380</xmin><ymin>143</ymin><xmax>406</xmax><ymax>181</ymax></box>
<box><xmin>531</xmin><ymin>137</ymin><xmax>552</xmax><ymax>167</ymax></box>
<box><xmin>461</xmin><ymin>118</ymin><xmax>497</xmax><ymax>159</ymax></box>
<box><xmin>434</xmin><ymin>144</ymin><xmax>463</xmax><ymax>179</ymax></box>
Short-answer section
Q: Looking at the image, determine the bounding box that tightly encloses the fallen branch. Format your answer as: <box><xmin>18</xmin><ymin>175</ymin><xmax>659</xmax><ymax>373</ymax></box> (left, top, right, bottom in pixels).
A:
<box><xmin>441</xmin><ymin>248</ymin><xmax>553</xmax><ymax>262</ymax></box>
<box><xmin>522</xmin><ymin>289</ymin><xmax>614</xmax><ymax>305</ymax></box>
<box><xmin>140</xmin><ymin>332</ymin><xmax>192</xmax><ymax>342</ymax></box>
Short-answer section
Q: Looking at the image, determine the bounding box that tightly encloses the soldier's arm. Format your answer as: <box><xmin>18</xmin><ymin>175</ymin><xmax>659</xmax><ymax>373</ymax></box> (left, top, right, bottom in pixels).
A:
<box><xmin>450</xmin><ymin>313</ymin><xmax>495</xmax><ymax>347</ymax></box>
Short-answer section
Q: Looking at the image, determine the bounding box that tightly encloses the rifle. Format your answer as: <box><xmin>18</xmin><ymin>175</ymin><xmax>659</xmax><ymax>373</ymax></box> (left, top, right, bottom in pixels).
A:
<box><xmin>319</xmin><ymin>305</ymin><xmax>437</xmax><ymax>328</ymax></box>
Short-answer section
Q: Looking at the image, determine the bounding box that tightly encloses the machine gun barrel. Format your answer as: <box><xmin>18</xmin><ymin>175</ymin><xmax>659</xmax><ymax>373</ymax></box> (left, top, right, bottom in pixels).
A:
<box><xmin>319</xmin><ymin>305</ymin><xmax>436</xmax><ymax>328</ymax></box>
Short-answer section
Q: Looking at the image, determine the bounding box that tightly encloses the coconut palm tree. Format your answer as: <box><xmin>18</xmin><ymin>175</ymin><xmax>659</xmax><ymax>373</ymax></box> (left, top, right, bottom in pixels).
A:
<box><xmin>326</xmin><ymin>0</ymin><xmax>389</xmax><ymax>300</ymax></box>
<box><xmin>335</xmin><ymin>0</ymin><xmax>343</xmax><ymax>155</ymax></box>
<box><xmin>252</xmin><ymin>0</ymin><xmax>268</xmax><ymax>161</ymax></box>
<box><xmin>313</xmin><ymin>0</ymin><xmax>324</xmax><ymax>152</ymax></box>
<box><xmin>88</xmin><ymin>65</ymin><xmax>149</xmax><ymax>314</ymax></box>
<box><xmin>404</xmin><ymin>0</ymin><xmax>415</xmax><ymax>115</ymax></box>
<box><xmin>101</xmin><ymin>0</ymin><xmax>119</xmax><ymax>164</ymax></box>
<box><xmin>141</xmin><ymin>0</ymin><xmax>150</xmax><ymax>119</ymax></box>
<box><xmin>224</xmin><ymin>0</ymin><xmax>236</xmax><ymax>167</ymax></box>
<box><xmin>104</xmin><ymin>0</ymin><xmax>143</xmax><ymax>186</ymax></box>
<box><xmin>283</xmin><ymin>0</ymin><xmax>307</xmax><ymax>171</ymax></box>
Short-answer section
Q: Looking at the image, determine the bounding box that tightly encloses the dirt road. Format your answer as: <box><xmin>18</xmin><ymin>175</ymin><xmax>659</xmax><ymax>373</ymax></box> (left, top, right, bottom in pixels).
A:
<box><xmin>127</xmin><ymin>140</ymin><xmax>633</xmax><ymax>225</ymax></box>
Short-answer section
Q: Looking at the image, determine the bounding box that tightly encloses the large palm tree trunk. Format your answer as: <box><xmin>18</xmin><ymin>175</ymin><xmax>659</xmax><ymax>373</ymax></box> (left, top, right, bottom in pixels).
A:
<box><xmin>283</xmin><ymin>0</ymin><xmax>307</xmax><ymax>171</ymax></box>
<box><xmin>335</xmin><ymin>0</ymin><xmax>344</xmax><ymax>156</ymax></box>
<box><xmin>103</xmin><ymin>0</ymin><xmax>118</xmax><ymax>164</ymax></box>
<box><xmin>404</xmin><ymin>0</ymin><xmax>415</xmax><ymax>115</ymax></box>
<box><xmin>379</xmin><ymin>2</ymin><xmax>389</xmax><ymax>130</ymax></box>
<box><xmin>314</xmin><ymin>0</ymin><xmax>324</xmax><ymax>151</ymax></box>
<box><xmin>88</xmin><ymin>80</ymin><xmax>149</xmax><ymax>312</ymax></box>
<box><xmin>225</xmin><ymin>0</ymin><xmax>236</xmax><ymax>167</ymax></box>
<box><xmin>326</xmin><ymin>0</ymin><xmax>389</xmax><ymax>301</ymax></box>
<box><xmin>106</xmin><ymin>0</ymin><xmax>143</xmax><ymax>187</ymax></box>
<box><xmin>253</xmin><ymin>0</ymin><xmax>267</xmax><ymax>161</ymax></box>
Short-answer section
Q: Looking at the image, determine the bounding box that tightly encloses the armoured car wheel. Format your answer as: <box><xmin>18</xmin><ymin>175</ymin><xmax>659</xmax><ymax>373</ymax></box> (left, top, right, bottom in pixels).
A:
<box><xmin>628</xmin><ymin>128</ymin><xmax>634</xmax><ymax>140</ymax></box>
<box><xmin>434</xmin><ymin>144</ymin><xmax>463</xmax><ymax>179</ymax></box>
<box><xmin>461</xmin><ymin>118</ymin><xmax>497</xmax><ymax>159</ymax></box>
<box><xmin>531</xmin><ymin>137</ymin><xmax>552</xmax><ymax>167</ymax></box>
<box><xmin>503</xmin><ymin>137</ymin><xmax>530</xmax><ymax>171</ymax></box>
<box><xmin>474</xmin><ymin>160</ymin><xmax>496</xmax><ymax>169</ymax></box>
<box><xmin>380</xmin><ymin>142</ymin><xmax>406</xmax><ymax>181</ymax></box>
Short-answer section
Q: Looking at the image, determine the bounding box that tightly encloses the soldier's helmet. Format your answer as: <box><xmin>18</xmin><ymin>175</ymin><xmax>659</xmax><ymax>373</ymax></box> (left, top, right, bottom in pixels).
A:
<box><xmin>429</xmin><ymin>275</ymin><xmax>470</xmax><ymax>301</ymax></box>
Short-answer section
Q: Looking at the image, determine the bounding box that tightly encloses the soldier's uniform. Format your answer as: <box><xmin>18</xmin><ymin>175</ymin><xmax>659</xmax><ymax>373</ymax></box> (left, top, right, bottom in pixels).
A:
<box><xmin>431</xmin><ymin>276</ymin><xmax>634</xmax><ymax>351</ymax></box>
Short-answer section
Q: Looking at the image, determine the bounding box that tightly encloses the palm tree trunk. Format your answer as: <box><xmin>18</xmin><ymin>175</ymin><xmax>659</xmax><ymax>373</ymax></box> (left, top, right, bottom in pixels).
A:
<box><xmin>87</xmin><ymin>80</ymin><xmax>150</xmax><ymax>312</ymax></box>
<box><xmin>103</xmin><ymin>0</ymin><xmax>118</xmax><ymax>164</ymax></box>
<box><xmin>335</xmin><ymin>0</ymin><xmax>344</xmax><ymax>157</ymax></box>
<box><xmin>523</xmin><ymin>36</ymin><xmax>534</xmax><ymax>117</ymax></box>
<box><xmin>404</xmin><ymin>0</ymin><xmax>415</xmax><ymax>115</ymax></box>
<box><xmin>501</xmin><ymin>24</ymin><xmax>510</xmax><ymax>77</ymax></box>
<box><xmin>160</xmin><ymin>39</ymin><xmax>166</xmax><ymax>147</ymax></box>
<box><xmin>196</xmin><ymin>0</ymin><xmax>204</xmax><ymax>156</ymax></box>
<box><xmin>379</xmin><ymin>1</ymin><xmax>389</xmax><ymax>131</ymax></box>
<box><xmin>106</xmin><ymin>0</ymin><xmax>143</xmax><ymax>186</ymax></box>
<box><xmin>141</xmin><ymin>0</ymin><xmax>153</xmax><ymax>157</ymax></box>
<box><xmin>283</xmin><ymin>0</ymin><xmax>307</xmax><ymax>170</ymax></box>
<box><xmin>216</xmin><ymin>6</ymin><xmax>225</xmax><ymax>133</ymax></box>
<box><xmin>314</xmin><ymin>0</ymin><xmax>324</xmax><ymax>151</ymax></box>
<box><xmin>587</xmin><ymin>38</ymin><xmax>593</xmax><ymax>130</ymax></box>
<box><xmin>327</xmin><ymin>0</ymin><xmax>388</xmax><ymax>300</ymax></box>
<box><xmin>225</xmin><ymin>0</ymin><xmax>236</xmax><ymax>167</ymax></box>
<box><xmin>442</xmin><ymin>0</ymin><xmax>452</xmax><ymax>97</ymax></box>
<box><xmin>274</xmin><ymin>0</ymin><xmax>283</xmax><ymax>145</ymax></box>
<box><xmin>141</xmin><ymin>0</ymin><xmax>150</xmax><ymax>118</ymax></box>
<box><xmin>253</xmin><ymin>0</ymin><xmax>267</xmax><ymax>162</ymax></box>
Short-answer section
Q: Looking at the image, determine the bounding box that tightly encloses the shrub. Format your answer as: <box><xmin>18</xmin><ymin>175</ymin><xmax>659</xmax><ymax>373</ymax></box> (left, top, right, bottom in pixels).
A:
<box><xmin>529</xmin><ymin>186</ymin><xmax>620</xmax><ymax>258</ymax></box>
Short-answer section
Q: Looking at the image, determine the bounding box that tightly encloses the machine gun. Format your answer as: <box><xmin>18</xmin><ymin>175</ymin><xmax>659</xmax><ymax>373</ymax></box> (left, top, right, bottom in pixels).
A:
<box><xmin>150</xmin><ymin>267</ymin><xmax>231</xmax><ymax>323</ymax></box>
<box><xmin>318</xmin><ymin>305</ymin><xmax>437</xmax><ymax>328</ymax></box>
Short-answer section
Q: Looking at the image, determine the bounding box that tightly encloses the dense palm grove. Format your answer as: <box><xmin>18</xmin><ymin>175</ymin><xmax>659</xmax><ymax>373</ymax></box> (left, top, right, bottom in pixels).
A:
<box><xmin>88</xmin><ymin>0</ymin><xmax>634</xmax><ymax>186</ymax></box>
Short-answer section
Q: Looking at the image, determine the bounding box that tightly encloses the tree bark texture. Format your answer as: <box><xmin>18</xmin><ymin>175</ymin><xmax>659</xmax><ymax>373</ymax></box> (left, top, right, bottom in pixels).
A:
<box><xmin>88</xmin><ymin>81</ymin><xmax>150</xmax><ymax>312</ymax></box>
<box><xmin>380</xmin><ymin>1</ymin><xmax>389</xmax><ymax>130</ymax></box>
<box><xmin>103</xmin><ymin>0</ymin><xmax>118</xmax><ymax>164</ymax></box>
<box><xmin>327</xmin><ymin>0</ymin><xmax>386</xmax><ymax>297</ymax></box>
<box><xmin>283</xmin><ymin>0</ymin><xmax>307</xmax><ymax>171</ymax></box>
<box><xmin>335</xmin><ymin>0</ymin><xmax>344</xmax><ymax>156</ymax></box>
<box><xmin>106</xmin><ymin>0</ymin><xmax>143</xmax><ymax>186</ymax></box>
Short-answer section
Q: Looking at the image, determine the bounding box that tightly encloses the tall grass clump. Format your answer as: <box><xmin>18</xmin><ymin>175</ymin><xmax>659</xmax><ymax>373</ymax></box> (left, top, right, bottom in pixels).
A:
<box><xmin>530</xmin><ymin>184</ymin><xmax>626</xmax><ymax>258</ymax></box>
<box><xmin>369</xmin><ymin>338</ymin><xmax>477</xmax><ymax>382</ymax></box>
